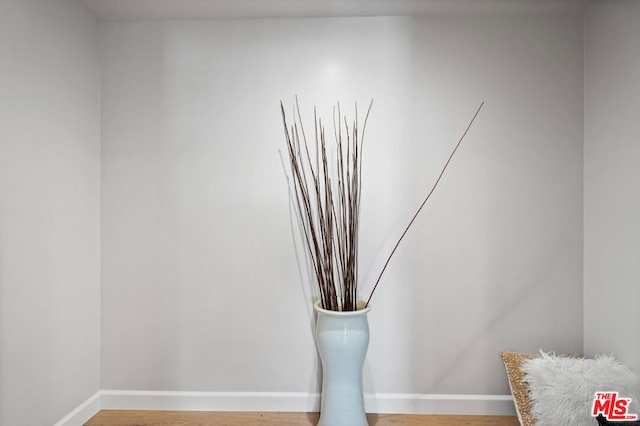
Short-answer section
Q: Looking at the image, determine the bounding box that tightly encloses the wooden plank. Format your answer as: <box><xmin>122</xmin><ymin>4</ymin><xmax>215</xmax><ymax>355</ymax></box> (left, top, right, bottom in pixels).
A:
<box><xmin>84</xmin><ymin>410</ymin><xmax>520</xmax><ymax>426</ymax></box>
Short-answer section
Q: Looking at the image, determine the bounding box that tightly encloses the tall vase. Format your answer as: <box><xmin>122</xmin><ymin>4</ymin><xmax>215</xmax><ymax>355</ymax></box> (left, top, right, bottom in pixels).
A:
<box><xmin>314</xmin><ymin>299</ymin><xmax>371</xmax><ymax>426</ymax></box>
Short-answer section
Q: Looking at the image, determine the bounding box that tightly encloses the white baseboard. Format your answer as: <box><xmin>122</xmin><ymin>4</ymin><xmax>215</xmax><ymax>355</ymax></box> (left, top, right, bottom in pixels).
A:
<box><xmin>54</xmin><ymin>391</ymin><xmax>102</xmax><ymax>426</ymax></box>
<box><xmin>56</xmin><ymin>390</ymin><xmax>515</xmax><ymax>424</ymax></box>
<box><xmin>100</xmin><ymin>390</ymin><xmax>321</xmax><ymax>412</ymax></box>
<box><xmin>100</xmin><ymin>390</ymin><xmax>515</xmax><ymax>416</ymax></box>
<box><xmin>365</xmin><ymin>393</ymin><xmax>516</xmax><ymax>415</ymax></box>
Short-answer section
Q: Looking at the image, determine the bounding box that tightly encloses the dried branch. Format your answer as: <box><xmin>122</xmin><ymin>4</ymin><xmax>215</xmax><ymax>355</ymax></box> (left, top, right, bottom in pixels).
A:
<box><xmin>282</xmin><ymin>98</ymin><xmax>483</xmax><ymax>311</ymax></box>
<box><xmin>365</xmin><ymin>101</ymin><xmax>485</xmax><ymax>306</ymax></box>
<box><xmin>281</xmin><ymin>98</ymin><xmax>373</xmax><ymax>311</ymax></box>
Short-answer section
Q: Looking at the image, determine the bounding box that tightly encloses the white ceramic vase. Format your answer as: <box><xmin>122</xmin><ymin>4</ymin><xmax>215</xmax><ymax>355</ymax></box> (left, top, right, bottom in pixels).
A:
<box><xmin>314</xmin><ymin>299</ymin><xmax>371</xmax><ymax>426</ymax></box>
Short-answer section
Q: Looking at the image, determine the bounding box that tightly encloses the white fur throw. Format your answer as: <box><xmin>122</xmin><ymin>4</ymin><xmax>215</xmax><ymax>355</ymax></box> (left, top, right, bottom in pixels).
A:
<box><xmin>522</xmin><ymin>351</ymin><xmax>640</xmax><ymax>426</ymax></box>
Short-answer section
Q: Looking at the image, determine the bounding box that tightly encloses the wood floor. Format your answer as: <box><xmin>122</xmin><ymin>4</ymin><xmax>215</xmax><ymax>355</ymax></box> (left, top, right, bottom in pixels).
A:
<box><xmin>84</xmin><ymin>410</ymin><xmax>520</xmax><ymax>425</ymax></box>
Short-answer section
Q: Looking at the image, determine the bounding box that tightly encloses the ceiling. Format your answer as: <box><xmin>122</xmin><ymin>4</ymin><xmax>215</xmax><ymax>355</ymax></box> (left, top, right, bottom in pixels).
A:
<box><xmin>76</xmin><ymin>0</ymin><xmax>593</xmax><ymax>22</ymax></box>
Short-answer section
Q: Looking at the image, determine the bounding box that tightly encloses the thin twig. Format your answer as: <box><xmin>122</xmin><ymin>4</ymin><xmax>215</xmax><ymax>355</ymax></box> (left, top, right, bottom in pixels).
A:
<box><xmin>365</xmin><ymin>101</ymin><xmax>484</xmax><ymax>307</ymax></box>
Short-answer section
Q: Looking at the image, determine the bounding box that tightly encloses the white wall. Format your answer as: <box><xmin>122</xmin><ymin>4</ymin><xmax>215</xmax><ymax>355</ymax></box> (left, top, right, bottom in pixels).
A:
<box><xmin>6</xmin><ymin>0</ymin><xmax>640</xmax><ymax>420</ymax></box>
<box><xmin>100</xmin><ymin>13</ymin><xmax>584</xmax><ymax>398</ymax></box>
<box><xmin>0</xmin><ymin>0</ymin><xmax>101</xmax><ymax>425</ymax></box>
<box><xmin>584</xmin><ymin>0</ymin><xmax>640</xmax><ymax>372</ymax></box>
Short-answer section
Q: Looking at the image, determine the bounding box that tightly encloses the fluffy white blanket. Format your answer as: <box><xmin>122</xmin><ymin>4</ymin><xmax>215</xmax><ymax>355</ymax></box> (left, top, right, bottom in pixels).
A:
<box><xmin>522</xmin><ymin>351</ymin><xmax>640</xmax><ymax>426</ymax></box>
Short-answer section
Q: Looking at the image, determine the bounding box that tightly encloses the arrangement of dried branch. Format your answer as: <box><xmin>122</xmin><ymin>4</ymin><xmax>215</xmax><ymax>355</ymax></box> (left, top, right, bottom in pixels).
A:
<box><xmin>281</xmin><ymin>99</ymin><xmax>371</xmax><ymax>312</ymax></box>
<box><xmin>281</xmin><ymin>99</ymin><xmax>483</xmax><ymax>311</ymax></box>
